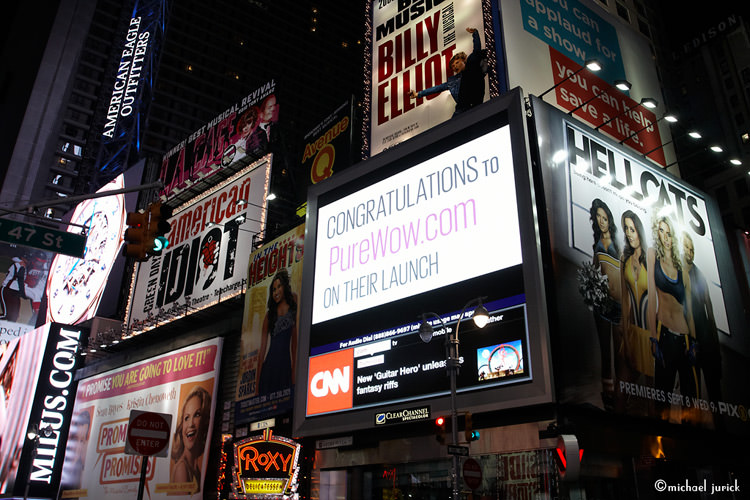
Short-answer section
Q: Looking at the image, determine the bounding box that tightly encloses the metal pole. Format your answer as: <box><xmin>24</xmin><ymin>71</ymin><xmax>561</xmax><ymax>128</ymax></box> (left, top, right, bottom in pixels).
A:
<box><xmin>137</xmin><ymin>456</ymin><xmax>148</xmax><ymax>500</ymax></box>
<box><xmin>449</xmin><ymin>348</ymin><xmax>460</xmax><ymax>500</ymax></box>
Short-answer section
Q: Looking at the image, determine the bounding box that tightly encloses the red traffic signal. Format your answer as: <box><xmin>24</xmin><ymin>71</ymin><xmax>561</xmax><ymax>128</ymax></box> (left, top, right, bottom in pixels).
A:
<box><xmin>123</xmin><ymin>211</ymin><xmax>148</xmax><ymax>261</ymax></box>
<box><xmin>435</xmin><ymin>416</ymin><xmax>447</xmax><ymax>444</ymax></box>
<box><xmin>554</xmin><ymin>434</ymin><xmax>583</xmax><ymax>481</ymax></box>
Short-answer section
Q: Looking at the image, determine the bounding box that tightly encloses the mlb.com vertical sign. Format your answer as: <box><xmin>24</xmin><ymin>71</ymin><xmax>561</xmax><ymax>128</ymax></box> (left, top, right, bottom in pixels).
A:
<box><xmin>306</xmin><ymin>349</ymin><xmax>354</xmax><ymax>415</ymax></box>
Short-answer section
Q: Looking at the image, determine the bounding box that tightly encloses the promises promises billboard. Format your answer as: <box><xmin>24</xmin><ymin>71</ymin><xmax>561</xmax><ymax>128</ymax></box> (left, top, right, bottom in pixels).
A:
<box><xmin>295</xmin><ymin>91</ymin><xmax>553</xmax><ymax>435</ymax></box>
<box><xmin>369</xmin><ymin>0</ymin><xmax>491</xmax><ymax>155</ymax></box>
<box><xmin>58</xmin><ymin>338</ymin><xmax>223</xmax><ymax>499</ymax></box>
<box><xmin>127</xmin><ymin>162</ymin><xmax>270</xmax><ymax>332</ymax></box>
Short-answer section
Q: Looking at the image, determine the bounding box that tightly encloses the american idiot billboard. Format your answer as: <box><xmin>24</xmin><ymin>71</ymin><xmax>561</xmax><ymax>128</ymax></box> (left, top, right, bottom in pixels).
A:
<box><xmin>500</xmin><ymin>0</ymin><xmax>673</xmax><ymax>167</ymax></box>
<box><xmin>57</xmin><ymin>338</ymin><xmax>223</xmax><ymax>499</ymax></box>
<box><xmin>126</xmin><ymin>161</ymin><xmax>270</xmax><ymax>333</ymax></box>
<box><xmin>159</xmin><ymin>79</ymin><xmax>278</xmax><ymax>200</ymax></box>
<box><xmin>368</xmin><ymin>0</ymin><xmax>499</xmax><ymax>156</ymax></box>
<box><xmin>530</xmin><ymin>96</ymin><xmax>749</xmax><ymax>430</ymax></box>
<box><xmin>294</xmin><ymin>90</ymin><xmax>553</xmax><ymax>435</ymax></box>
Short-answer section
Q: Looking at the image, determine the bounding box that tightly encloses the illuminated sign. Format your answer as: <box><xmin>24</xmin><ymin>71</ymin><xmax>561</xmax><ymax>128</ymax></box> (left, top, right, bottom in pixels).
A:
<box><xmin>103</xmin><ymin>17</ymin><xmax>151</xmax><ymax>139</ymax></box>
<box><xmin>312</xmin><ymin>126</ymin><xmax>521</xmax><ymax>324</ymax></box>
<box><xmin>0</xmin><ymin>324</ymin><xmax>86</xmax><ymax>499</ymax></box>
<box><xmin>301</xmin><ymin>101</ymin><xmax>352</xmax><ymax>184</ymax></box>
<box><xmin>231</xmin><ymin>430</ymin><xmax>301</xmax><ymax>499</ymax></box>
<box><xmin>296</xmin><ymin>92</ymin><xmax>555</xmax><ymax>435</ymax></box>
<box><xmin>159</xmin><ymin>80</ymin><xmax>278</xmax><ymax>200</ymax></box>
<box><xmin>369</xmin><ymin>0</ymin><xmax>492</xmax><ymax>155</ymax></box>
<box><xmin>127</xmin><ymin>161</ymin><xmax>270</xmax><ymax>333</ymax></box>
<box><xmin>374</xmin><ymin>405</ymin><xmax>431</xmax><ymax>426</ymax></box>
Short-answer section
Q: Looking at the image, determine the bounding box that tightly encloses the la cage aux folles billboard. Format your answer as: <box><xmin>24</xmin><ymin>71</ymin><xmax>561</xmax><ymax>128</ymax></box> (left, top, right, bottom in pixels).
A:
<box><xmin>127</xmin><ymin>161</ymin><xmax>271</xmax><ymax>333</ymax></box>
<box><xmin>531</xmin><ymin>96</ymin><xmax>749</xmax><ymax>431</ymax></box>
<box><xmin>294</xmin><ymin>90</ymin><xmax>554</xmax><ymax>436</ymax></box>
<box><xmin>159</xmin><ymin>79</ymin><xmax>279</xmax><ymax>200</ymax></box>
<box><xmin>368</xmin><ymin>0</ymin><xmax>498</xmax><ymax>156</ymax></box>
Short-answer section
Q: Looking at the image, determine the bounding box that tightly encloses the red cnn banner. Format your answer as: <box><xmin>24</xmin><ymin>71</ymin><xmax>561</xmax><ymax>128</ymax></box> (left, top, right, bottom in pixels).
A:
<box><xmin>548</xmin><ymin>48</ymin><xmax>666</xmax><ymax>166</ymax></box>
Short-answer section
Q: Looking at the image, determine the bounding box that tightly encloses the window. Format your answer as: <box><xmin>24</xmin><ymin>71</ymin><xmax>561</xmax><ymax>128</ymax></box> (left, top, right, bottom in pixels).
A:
<box><xmin>638</xmin><ymin>18</ymin><xmax>650</xmax><ymax>37</ymax></box>
<box><xmin>616</xmin><ymin>2</ymin><xmax>630</xmax><ymax>21</ymax></box>
<box><xmin>734</xmin><ymin>178</ymin><xmax>749</xmax><ymax>198</ymax></box>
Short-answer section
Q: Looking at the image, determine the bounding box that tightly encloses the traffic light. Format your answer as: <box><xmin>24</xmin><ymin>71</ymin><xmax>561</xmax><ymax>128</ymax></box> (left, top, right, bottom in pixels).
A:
<box><xmin>464</xmin><ymin>412</ymin><xmax>480</xmax><ymax>442</ymax></box>
<box><xmin>554</xmin><ymin>434</ymin><xmax>583</xmax><ymax>481</ymax></box>
<box><xmin>435</xmin><ymin>416</ymin><xmax>447</xmax><ymax>444</ymax></box>
<box><xmin>145</xmin><ymin>202</ymin><xmax>173</xmax><ymax>256</ymax></box>
<box><xmin>123</xmin><ymin>211</ymin><xmax>149</xmax><ymax>261</ymax></box>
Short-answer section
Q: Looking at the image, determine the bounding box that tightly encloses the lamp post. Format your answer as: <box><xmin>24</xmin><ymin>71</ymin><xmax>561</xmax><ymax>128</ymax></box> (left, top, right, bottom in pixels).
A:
<box><xmin>418</xmin><ymin>297</ymin><xmax>489</xmax><ymax>500</ymax></box>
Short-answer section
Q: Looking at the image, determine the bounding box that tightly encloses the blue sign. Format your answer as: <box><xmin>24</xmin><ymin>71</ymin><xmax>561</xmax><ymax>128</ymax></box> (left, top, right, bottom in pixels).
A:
<box><xmin>520</xmin><ymin>0</ymin><xmax>626</xmax><ymax>85</ymax></box>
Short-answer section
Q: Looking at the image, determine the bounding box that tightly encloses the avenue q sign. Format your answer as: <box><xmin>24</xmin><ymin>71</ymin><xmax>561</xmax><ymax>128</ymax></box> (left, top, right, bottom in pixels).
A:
<box><xmin>231</xmin><ymin>430</ymin><xmax>301</xmax><ymax>499</ymax></box>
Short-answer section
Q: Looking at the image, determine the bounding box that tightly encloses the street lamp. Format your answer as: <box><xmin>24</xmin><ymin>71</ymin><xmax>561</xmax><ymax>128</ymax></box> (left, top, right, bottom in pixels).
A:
<box><xmin>418</xmin><ymin>297</ymin><xmax>489</xmax><ymax>500</ymax></box>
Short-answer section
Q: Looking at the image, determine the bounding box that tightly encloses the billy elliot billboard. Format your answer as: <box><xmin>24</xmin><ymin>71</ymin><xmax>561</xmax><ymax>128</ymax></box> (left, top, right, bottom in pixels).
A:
<box><xmin>126</xmin><ymin>161</ymin><xmax>270</xmax><ymax>333</ymax></box>
<box><xmin>368</xmin><ymin>0</ymin><xmax>497</xmax><ymax>156</ymax></box>
<box><xmin>500</xmin><ymin>0</ymin><xmax>672</xmax><ymax>166</ymax></box>
<box><xmin>294</xmin><ymin>90</ymin><xmax>554</xmax><ymax>436</ymax></box>
<box><xmin>0</xmin><ymin>323</ymin><xmax>86</xmax><ymax>499</ymax></box>
<box><xmin>159</xmin><ymin>79</ymin><xmax>279</xmax><ymax>200</ymax></box>
<box><xmin>531</xmin><ymin>96</ymin><xmax>749</xmax><ymax>431</ymax></box>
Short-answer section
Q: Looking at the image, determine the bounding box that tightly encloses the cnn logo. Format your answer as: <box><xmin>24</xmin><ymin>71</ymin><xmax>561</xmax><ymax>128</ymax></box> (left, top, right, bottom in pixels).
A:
<box><xmin>307</xmin><ymin>349</ymin><xmax>353</xmax><ymax>415</ymax></box>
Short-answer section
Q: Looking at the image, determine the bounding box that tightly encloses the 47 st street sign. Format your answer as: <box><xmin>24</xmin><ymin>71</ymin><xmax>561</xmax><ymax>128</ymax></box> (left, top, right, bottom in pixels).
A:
<box><xmin>0</xmin><ymin>219</ymin><xmax>86</xmax><ymax>258</ymax></box>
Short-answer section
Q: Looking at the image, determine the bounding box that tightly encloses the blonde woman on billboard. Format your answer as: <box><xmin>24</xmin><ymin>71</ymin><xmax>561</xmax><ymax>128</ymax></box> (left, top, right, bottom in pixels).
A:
<box><xmin>588</xmin><ymin>198</ymin><xmax>622</xmax><ymax>410</ymax></box>
<box><xmin>171</xmin><ymin>386</ymin><xmax>212</xmax><ymax>492</ymax></box>
<box><xmin>620</xmin><ymin>211</ymin><xmax>654</xmax><ymax>397</ymax></box>
<box><xmin>647</xmin><ymin>216</ymin><xmax>698</xmax><ymax>418</ymax></box>
<box><xmin>257</xmin><ymin>268</ymin><xmax>297</xmax><ymax>396</ymax></box>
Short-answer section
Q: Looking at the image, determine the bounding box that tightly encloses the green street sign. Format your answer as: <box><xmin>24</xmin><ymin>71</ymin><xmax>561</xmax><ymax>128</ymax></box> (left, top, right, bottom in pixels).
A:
<box><xmin>0</xmin><ymin>220</ymin><xmax>86</xmax><ymax>258</ymax></box>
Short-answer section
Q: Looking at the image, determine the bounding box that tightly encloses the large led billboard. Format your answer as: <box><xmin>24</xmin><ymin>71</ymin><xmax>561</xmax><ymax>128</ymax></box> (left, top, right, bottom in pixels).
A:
<box><xmin>294</xmin><ymin>89</ymin><xmax>553</xmax><ymax>435</ymax></box>
<box><xmin>531</xmin><ymin>96</ymin><xmax>748</xmax><ymax>430</ymax></box>
<box><xmin>57</xmin><ymin>338</ymin><xmax>223</xmax><ymax>499</ymax></box>
<box><xmin>367</xmin><ymin>0</ymin><xmax>500</xmax><ymax>156</ymax></box>
<box><xmin>126</xmin><ymin>161</ymin><xmax>270</xmax><ymax>333</ymax></box>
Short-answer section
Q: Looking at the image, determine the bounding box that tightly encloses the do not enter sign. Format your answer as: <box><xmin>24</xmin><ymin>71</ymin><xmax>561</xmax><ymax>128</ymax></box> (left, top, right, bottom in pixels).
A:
<box><xmin>125</xmin><ymin>410</ymin><xmax>173</xmax><ymax>457</ymax></box>
<box><xmin>462</xmin><ymin>458</ymin><xmax>482</xmax><ymax>490</ymax></box>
